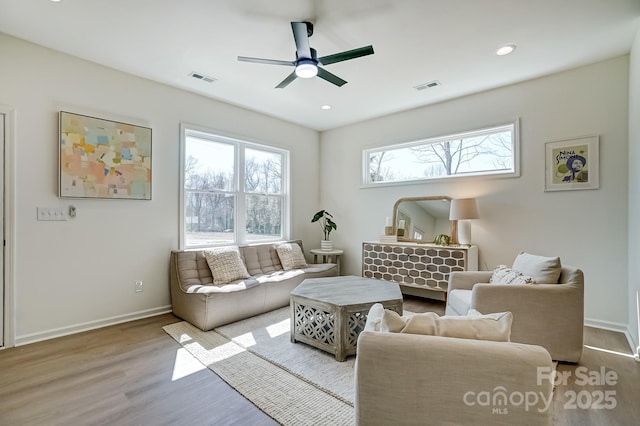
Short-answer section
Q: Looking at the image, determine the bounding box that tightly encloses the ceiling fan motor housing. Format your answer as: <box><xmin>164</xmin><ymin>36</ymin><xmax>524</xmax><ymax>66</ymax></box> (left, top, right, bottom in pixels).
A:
<box><xmin>237</xmin><ymin>21</ymin><xmax>374</xmax><ymax>88</ymax></box>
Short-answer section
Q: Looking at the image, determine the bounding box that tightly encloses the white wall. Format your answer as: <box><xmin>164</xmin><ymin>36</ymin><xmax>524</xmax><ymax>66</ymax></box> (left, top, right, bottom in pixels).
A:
<box><xmin>321</xmin><ymin>56</ymin><xmax>630</xmax><ymax>327</ymax></box>
<box><xmin>0</xmin><ymin>34</ymin><xmax>321</xmax><ymax>342</ymax></box>
<box><xmin>628</xmin><ymin>29</ymin><xmax>640</xmax><ymax>354</ymax></box>
<box><xmin>0</xmin><ymin>30</ymin><xmax>634</xmax><ymax>342</ymax></box>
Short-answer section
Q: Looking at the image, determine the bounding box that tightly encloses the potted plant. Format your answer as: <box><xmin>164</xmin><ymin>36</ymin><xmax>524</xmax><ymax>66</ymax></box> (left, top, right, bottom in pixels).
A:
<box><xmin>311</xmin><ymin>209</ymin><xmax>337</xmax><ymax>251</ymax></box>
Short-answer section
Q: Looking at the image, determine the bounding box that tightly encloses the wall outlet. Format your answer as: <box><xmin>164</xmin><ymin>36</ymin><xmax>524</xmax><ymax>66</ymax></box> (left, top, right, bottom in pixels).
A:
<box><xmin>135</xmin><ymin>280</ymin><xmax>143</xmax><ymax>292</ymax></box>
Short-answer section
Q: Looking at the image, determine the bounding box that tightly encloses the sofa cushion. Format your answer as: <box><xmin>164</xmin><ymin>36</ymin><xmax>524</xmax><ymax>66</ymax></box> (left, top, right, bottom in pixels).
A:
<box><xmin>203</xmin><ymin>246</ymin><xmax>251</xmax><ymax>285</ymax></box>
<box><xmin>241</xmin><ymin>245</ymin><xmax>282</xmax><ymax>276</ymax></box>
<box><xmin>275</xmin><ymin>242</ymin><xmax>309</xmax><ymax>270</ymax></box>
<box><xmin>512</xmin><ymin>252</ymin><xmax>561</xmax><ymax>283</ymax></box>
<box><xmin>490</xmin><ymin>265</ymin><xmax>535</xmax><ymax>285</ymax></box>
<box><xmin>381</xmin><ymin>308</ymin><xmax>513</xmax><ymax>342</ymax></box>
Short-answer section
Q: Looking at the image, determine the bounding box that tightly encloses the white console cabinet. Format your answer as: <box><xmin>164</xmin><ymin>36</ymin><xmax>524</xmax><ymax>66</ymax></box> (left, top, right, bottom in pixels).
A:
<box><xmin>362</xmin><ymin>242</ymin><xmax>478</xmax><ymax>301</ymax></box>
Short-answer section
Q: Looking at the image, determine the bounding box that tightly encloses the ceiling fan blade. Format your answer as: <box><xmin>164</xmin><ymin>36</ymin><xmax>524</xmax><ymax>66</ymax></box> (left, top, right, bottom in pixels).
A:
<box><xmin>291</xmin><ymin>21</ymin><xmax>312</xmax><ymax>59</ymax></box>
<box><xmin>316</xmin><ymin>67</ymin><xmax>347</xmax><ymax>87</ymax></box>
<box><xmin>275</xmin><ymin>71</ymin><xmax>298</xmax><ymax>89</ymax></box>
<box><xmin>238</xmin><ymin>56</ymin><xmax>295</xmax><ymax>66</ymax></box>
<box><xmin>318</xmin><ymin>45</ymin><xmax>374</xmax><ymax>66</ymax></box>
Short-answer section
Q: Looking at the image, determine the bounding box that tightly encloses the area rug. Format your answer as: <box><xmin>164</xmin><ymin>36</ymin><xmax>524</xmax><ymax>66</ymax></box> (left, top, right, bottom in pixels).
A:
<box><xmin>163</xmin><ymin>308</ymin><xmax>354</xmax><ymax>426</ymax></box>
<box><xmin>215</xmin><ymin>307</ymin><xmax>356</xmax><ymax>402</ymax></box>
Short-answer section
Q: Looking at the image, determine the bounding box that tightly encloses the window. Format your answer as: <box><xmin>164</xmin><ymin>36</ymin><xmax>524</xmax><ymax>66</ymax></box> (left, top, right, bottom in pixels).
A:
<box><xmin>363</xmin><ymin>121</ymin><xmax>519</xmax><ymax>185</ymax></box>
<box><xmin>181</xmin><ymin>126</ymin><xmax>288</xmax><ymax>248</ymax></box>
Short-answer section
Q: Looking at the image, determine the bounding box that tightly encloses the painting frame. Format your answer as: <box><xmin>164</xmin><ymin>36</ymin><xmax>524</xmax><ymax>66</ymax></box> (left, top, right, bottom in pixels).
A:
<box><xmin>544</xmin><ymin>135</ymin><xmax>599</xmax><ymax>192</ymax></box>
<box><xmin>59</xmin><ymin>111</ymin><xmax>152</xmax><ymax>200</ymax></box>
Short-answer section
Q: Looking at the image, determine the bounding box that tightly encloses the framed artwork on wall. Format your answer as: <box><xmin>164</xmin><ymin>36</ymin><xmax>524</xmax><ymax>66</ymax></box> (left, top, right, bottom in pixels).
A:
<box><xmin>59</xmin><ymin>111</ymin><xmax>152</xmax><ymax>199</ymax></box>
<box><xmin>544</xmin><ymin>135</ymin><xmax>599</xmax><ymax>192</ymax></box>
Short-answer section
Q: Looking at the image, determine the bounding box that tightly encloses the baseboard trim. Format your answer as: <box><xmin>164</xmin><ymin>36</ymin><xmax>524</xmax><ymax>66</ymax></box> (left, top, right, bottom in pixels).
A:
<box><xmin>14</xmin><ymin>305</ymin><xmax>172</xmax><ymax>347</ymax></box>
<box><xmin>584</xmin><ymin>317</ymin><xmax>640</xmax><ymax>356</ymax></box>
<box><xmin>584</xmin><ymin>317</ymin><xmax>628</xmax><ymax>333</ymax></box>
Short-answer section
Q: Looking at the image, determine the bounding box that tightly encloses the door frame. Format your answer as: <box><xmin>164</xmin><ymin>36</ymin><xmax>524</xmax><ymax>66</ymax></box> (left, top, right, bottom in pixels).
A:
<box><xmin>0</xmin><ymin>105</ymin><xmax>16</xmax><ymax>349</ymax></box>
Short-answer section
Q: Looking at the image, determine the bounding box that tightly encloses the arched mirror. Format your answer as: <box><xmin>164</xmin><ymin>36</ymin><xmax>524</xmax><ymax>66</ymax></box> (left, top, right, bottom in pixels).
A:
<box><xmin>392</xmin><ymin>196</ymin><xmax>455</xmax><ymax>243</ymax></box>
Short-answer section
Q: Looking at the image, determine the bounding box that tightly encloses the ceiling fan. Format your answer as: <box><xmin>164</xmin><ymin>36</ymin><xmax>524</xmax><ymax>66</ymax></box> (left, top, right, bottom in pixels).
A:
<box><xmin>238</xmin><ymin>21</ymin><xmax>374</xmax><ymax>89</ymax></box>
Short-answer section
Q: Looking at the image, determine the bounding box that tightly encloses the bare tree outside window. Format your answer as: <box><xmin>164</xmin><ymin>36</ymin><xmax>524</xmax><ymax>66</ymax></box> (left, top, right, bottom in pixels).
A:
<box><xmin>245</xmin><ymin>150</ymin><xmax>283</xmax><ymax>239</ymax></box>
<box><xmin>183</xmin><ymin>132</ymin><xmax>287</xmax><ymax>248</ymax></box>
<box><xmin>364</xmin><ymin>123</ymin><xmax>517</xmax><ymax>184</ymax></box>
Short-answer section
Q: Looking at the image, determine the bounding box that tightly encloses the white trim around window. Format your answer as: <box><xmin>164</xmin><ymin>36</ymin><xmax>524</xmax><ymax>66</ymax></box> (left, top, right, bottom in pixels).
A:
<box><xmin>362</xmin><ymin>120</ymin><xmax>520</xmax><ymax>187</ymax></box>
<box><xmin>179</xmin><ymin>123</ymin><xmax>290</xmax><ymax>249</ymax></box>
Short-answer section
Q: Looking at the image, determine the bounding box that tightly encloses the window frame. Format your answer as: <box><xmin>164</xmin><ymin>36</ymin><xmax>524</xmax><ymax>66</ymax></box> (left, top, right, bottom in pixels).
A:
<box><xmin>362</xmin><ymin>120</ymin><xmax>520</xmax><ymax>187</ymax></box>
<box><xmin>179</xmin><ymin>123</ymin><xmax>290</xmax><ymax>249</ymax></box>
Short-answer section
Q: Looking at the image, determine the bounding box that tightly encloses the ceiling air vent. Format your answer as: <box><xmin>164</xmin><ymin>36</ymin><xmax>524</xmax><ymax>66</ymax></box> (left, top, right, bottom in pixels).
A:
<box><xmin>190</xmin><ymin>72</ymin><xmax>217</xmax><ymax>83</ymax></box>
<box><xmin>414</xmin><ymin>80</ymin><xmax>441</xmax><ymax>91</ymax></box>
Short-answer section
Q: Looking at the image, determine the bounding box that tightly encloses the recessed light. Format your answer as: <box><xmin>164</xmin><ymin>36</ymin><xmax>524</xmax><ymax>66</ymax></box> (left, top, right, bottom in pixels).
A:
<box><xmin>50</xmin><ymin>0</ymin><xmax>62</xmax><ymax>2</ymax></box>
<box><xmin>496</xmin><ymin>44</ymin><xmax>516</xmax><ymax>56</ymax></box>
<box><xmin>321</xmin><ymin>105</ymin><xmax>331</xmax><ymax>110</ymax></box>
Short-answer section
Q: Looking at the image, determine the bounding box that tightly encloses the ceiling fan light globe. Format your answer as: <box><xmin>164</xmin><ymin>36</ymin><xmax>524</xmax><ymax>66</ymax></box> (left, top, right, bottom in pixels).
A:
<box><xmin>295</xmin><ymin>61</ymin><xmax>318</xmax><ymax>78</ymax></box>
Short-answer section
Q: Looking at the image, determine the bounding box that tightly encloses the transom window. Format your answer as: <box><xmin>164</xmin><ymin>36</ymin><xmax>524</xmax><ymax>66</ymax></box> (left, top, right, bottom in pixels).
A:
<box><xmin>181</xmin><ymin>126</ymin><xmax>289</xmax><ymax>248</ymax></box>
<box><xmin>363</xmin><ymin>122</ymin><xmax>519</xmax><ymax>185</ymax></box>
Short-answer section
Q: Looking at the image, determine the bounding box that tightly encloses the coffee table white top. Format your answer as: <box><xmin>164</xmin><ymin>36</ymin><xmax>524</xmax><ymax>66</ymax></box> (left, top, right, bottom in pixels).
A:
<box><xmin>291</xmin><ymin>276</ymin><xmax>402</xmax><ymax>307</ymax></box>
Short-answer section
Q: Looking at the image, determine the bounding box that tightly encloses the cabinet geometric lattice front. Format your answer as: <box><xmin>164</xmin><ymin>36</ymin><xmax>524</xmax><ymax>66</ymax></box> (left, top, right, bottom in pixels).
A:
<box><xmin>362</xmin><ymin>242</ymin><xmax>478</xmax><ymax>300</ymax></box>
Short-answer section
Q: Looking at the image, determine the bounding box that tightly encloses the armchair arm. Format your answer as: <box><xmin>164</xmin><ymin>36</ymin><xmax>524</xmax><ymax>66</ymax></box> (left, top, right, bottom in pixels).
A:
<box><xmin>472</xmin><ymin>283</ymin><xmax>584</xmax><ymax>362</ymax></box>
<box><xmin>447</xmin><ymin>270</ymin><xmax>493</xmax><ymax>293</ymax></box>
<box><xmin>355</xmin><ymin>331</ymin><xmax>553</xmax><ymax>426</ymax></box>
<box><xmin>472</xmin><ymin>282</ymin><xmax>580</xmax><ymax>313</ymax></box>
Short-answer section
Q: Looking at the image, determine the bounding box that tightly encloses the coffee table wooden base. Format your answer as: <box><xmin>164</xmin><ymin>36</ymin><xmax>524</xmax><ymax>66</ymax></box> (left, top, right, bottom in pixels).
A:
<box><xmin>290</xmin><ymin>276</ymin><xmax>403</xmax><ymax>361</ymax></box>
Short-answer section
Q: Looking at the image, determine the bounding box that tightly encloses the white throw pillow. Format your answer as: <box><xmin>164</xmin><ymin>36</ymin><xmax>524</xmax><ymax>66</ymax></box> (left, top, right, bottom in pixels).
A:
<box><xmin>380</xmin><ymin>309</ymin><xmax>513</xmax><ymax>342</ymax></box>
<box><xmin>490</xmin><ymin>265</ymin><xmax>535</xmax><ymax>285</ymax></box>
<box><xmin>203</xmin><ymin>246</ymin><xmax>251</xmax><ymax>285</ymax></box>
<box><xmin>511</xmin><ymin>252</ymin><xmax>562</xmax><ymax>283</ymax></box>
<box><xmin>275</xmin><ymin>243</ymin><xmax>309</xmax><ymax>270</ymax></box>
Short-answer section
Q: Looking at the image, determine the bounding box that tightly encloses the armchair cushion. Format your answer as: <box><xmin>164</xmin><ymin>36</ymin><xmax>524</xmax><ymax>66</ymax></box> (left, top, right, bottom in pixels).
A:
<box><xmin>447</xmin><ymin>288</ymin><xmax>473</xmax><ymax>315</ymax></box>
<box><xmin>490</xmin><ymin>265</ymin><xmax>535</xmax><ymax>285</ymax></box>
<box><xmin>377</xmin><ymin>306</ymin><xmax>513</xmax><ymax>342</ymax></box>
<box><xmin>511</xmin><ymin>252</ymin><xmax>561</xmax><ymax>283</ymax></box>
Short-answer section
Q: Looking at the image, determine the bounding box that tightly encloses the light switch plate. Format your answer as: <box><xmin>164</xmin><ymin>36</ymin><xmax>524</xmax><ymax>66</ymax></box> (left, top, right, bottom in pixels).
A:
<box><xmin>37</xmin><ymin>207</ymin><xmax>67</xmax><ymax>221</ymax></box>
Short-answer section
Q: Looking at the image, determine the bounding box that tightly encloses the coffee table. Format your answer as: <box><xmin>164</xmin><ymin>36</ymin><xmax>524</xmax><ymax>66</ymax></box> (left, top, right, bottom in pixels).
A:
<box><xmin>290</xmin><ymin>275</ymin><xmax>403</xmax><ymax>361</ymax></box>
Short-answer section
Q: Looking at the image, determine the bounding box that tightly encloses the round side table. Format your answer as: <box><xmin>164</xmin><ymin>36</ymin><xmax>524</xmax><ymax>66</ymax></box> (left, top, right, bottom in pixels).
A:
<box><xmin>310</xmin><ymin>248</ymin><xmax>344</xmax><ymax>275</ymax></box>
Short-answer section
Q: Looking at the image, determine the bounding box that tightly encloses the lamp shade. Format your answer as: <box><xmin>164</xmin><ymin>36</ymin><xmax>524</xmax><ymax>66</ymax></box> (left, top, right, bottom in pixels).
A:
<box><xmin>449</xmin><ymin>198</ymin><xmax>479</xmax><ymax>220</ymax></box>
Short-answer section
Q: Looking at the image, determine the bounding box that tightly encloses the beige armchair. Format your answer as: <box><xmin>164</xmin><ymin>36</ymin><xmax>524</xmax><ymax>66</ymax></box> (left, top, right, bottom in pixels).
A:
<box><xmin>445</xmin><ymin>264</ymin><xmax>584</xmax><ymax>363</ymax></box>
<box><xmin>355</xmin><ymin>305</ymin><xmax>554</xmax><ymax>426</ymax></box>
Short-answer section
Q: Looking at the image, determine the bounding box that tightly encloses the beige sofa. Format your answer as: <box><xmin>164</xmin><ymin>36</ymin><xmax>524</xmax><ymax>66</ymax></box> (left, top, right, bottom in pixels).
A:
<box><xmin>445</xmin><ymin>265</ymin><xmax>584</xmax><ymax>363</ymax></box>
<box><xmin>170</xmin><ymin>240</ymin><xmax>338</xmax><ymax>330</ymax></box>
<box><xmin>355</xmin><ymin>305</ymin><xmax>554</xmax><ymax>426</ymax></box>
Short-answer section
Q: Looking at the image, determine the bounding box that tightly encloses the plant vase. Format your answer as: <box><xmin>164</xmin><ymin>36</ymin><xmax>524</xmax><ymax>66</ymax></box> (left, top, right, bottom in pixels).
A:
<box><xmin>320</xmin><ymin>240</ymin><xmax>333</xmax><ymax>251</ymax></box>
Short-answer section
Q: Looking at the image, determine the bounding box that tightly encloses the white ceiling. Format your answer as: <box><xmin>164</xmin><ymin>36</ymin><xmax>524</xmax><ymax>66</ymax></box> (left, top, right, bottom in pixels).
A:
<box><xmin>1</xmin><ymin>0</ymin><xmax>639</xmax><ymax>131</ymax></box>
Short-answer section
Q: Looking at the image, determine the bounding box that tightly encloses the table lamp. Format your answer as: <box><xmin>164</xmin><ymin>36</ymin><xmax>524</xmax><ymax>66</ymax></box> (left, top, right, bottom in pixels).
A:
<box><xmin>449</xmin><ymin>198</ymin><xmax>479</xmax><ymax>245</ymax></box>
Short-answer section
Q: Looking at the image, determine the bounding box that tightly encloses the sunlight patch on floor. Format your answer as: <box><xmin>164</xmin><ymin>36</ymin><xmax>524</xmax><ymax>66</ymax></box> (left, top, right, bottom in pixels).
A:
<box><xmin>172</xmin><ymin>347</ymin><xmax>206</xmax><ymax>381</ymax></box>
<box><xmin>233</xmin><ymin>332</ymin><xmax>257</xmax><ymax>347</ymax></box>
<box><xmin>177</xmin><ymin>332</ymin><xmax>193</xmax><ymax>344</ymax></box>
<box><xmin>266</xmin><ymin>319</ymin><xmax>289</xmax><ymax>338</ymax></box>
<box><xmin>584</xmin><ymin>344</ymin><xmax>635</xmax><ymax>359</ymax></box>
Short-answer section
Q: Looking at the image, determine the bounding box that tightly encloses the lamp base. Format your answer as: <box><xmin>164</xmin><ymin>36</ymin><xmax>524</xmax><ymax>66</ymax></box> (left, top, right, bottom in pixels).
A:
<box><xmin>458</xmin><ymin>220</ymin><xmax>472</xmax><ymax>245</ymax></box>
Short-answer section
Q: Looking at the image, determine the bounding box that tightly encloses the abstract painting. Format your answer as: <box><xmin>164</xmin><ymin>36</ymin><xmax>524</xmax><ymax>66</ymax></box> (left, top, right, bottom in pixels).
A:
<box><xmin>544</xmin><ymin>135</ymin><xmax>599</xmax><ymax>191</ymax></box>
<box><xmin>59</xmin><ymin>111</ymin><xmax>152</xmax><ymax>199</ymax></box>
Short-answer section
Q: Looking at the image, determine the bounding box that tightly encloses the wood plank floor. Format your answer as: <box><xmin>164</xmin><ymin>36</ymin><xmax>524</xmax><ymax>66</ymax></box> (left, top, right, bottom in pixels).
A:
<box><xmin>0</xmin><ymin>296</ymin><xmax>638</xmax><ymax>425</ymax></box>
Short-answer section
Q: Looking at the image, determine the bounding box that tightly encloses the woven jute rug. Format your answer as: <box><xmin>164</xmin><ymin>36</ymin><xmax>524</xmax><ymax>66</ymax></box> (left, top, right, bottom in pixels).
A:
<box><xmin>163</xmin><ymin>317</ymin><xmax>354</xmax><ymax>426</ymax></box>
